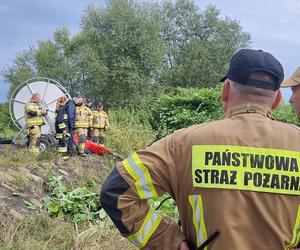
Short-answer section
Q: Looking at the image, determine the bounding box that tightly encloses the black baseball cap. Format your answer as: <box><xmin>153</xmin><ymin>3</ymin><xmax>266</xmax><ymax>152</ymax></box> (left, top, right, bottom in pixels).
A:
<box><xmin>221</xmin><ymin>49</ymin><xmax>284</xmax><ymax>90</ymax></box>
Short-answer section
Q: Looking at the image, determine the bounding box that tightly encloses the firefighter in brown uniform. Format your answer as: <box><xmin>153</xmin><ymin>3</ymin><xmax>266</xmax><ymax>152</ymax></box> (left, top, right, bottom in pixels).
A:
<box><xmin>24</xmin><ymin>93</ymin><xmax>47</xmax><ymax>153</ymax></box>
<box><xmin>281</xmin><ymin>67</ymin><xmax>300</xmax><ymax>119</ymax></box>
<box><xmin>74</xmin><ymin>97</ymin><xmax>89</xmax><ymax>156</ymax></box>
<box><xmin>92</xmin><ymin>101</ymin><xmax>109</xmax><ymax>144</ymax></box>
<box><xmin>101</xmin><ymin>49</ymin><xmax>300</xmax><ymax>250</ymax></box>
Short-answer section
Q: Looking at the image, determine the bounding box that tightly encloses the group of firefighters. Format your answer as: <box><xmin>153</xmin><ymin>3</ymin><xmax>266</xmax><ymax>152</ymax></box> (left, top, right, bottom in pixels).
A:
<box><xmin>21</xmin><ymin>51</ymin><xmax>300</xmax><ymax>249</ymax></box>
<box><xmin>24</xmin><ymin>93</ymin><xmax>109</xmax><ymax>160</ymax></box>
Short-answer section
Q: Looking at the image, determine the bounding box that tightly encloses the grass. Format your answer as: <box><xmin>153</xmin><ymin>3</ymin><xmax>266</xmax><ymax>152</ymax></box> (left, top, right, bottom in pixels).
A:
<box><xmin>105</xmin><ymin>109</ymin><xmax>156</xmax><ymax>156</ymax></box>
<box><xmin>0</xmin><ymin>213</ymin><xmax>136</xmax><ymax>250</ymax></box>
<box><xmin>10</xmin><ymin>171</ymin><xmax>29</xmax><ymax>189</ymax></box>
<box><xmin>0</xmin><ymin>147</ymin><xmax>54</xmax><ymax>170</ymax></box>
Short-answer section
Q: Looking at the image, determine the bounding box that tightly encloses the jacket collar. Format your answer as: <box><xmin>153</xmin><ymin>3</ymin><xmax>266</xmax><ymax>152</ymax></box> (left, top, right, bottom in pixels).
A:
<box><xmin>224</xmin><ymin>102</ymin><xmax>273</xmax><ymax>119</ymax></box>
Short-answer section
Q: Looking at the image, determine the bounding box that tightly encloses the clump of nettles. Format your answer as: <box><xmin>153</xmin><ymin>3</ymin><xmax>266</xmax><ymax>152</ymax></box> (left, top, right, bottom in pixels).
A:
<box><xmin>43</xmin><ymin>175</ymin><xmax>106</xmax><ymax>223</ymax></box>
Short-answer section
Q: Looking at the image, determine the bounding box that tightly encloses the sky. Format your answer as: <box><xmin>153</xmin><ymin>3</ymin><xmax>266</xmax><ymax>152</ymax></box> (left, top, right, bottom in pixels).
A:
<box><xmin>1</xmin><ymin>0</ymin><xmax>299</xmax><ymax>103</ymax></box>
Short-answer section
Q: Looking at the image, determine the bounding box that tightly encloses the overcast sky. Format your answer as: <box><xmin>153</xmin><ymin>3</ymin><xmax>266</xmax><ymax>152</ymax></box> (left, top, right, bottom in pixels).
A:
<box><xmin>1</xmin><ymin>0</ymin><xmax>299</xmax><ymax>102</ymax></box>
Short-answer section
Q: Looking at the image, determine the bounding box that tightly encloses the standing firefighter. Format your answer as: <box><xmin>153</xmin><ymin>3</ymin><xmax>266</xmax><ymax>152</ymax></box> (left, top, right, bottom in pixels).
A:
<box><xmin>74</xmin><ymin>97</ymin><xmax>89</xmax><ymax>157</ymax></box>
<box><xmin>92</xmin><ymin>101</ymin><xmax>109</xmax><ymax>144</ymax></box>
<box><xmin>85</xmin><ymin>98</ymin><xmax>94</xmax><ymax>140</ymax></box>
<box><xmin>64</xmin><ymin>97</ymin><xmax>76</xmax><ymax>156</ymax></box>
<box><xmin>55</xmin><ymin>96</ymin><xmax>69</xmax><ymax>161</ymax></box>
<box><xmin>101</xmin><ymin>49</ymin><xmax>300</xmax><ymax>249</ymax></box>
<box><xmin>24</xmin><ymin>93</ymin><xmax>47</xmax><ymax>153</ymax></box>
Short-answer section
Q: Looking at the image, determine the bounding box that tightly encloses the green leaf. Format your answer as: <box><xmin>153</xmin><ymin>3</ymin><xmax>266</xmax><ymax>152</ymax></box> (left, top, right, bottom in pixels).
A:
<box><xmin>47</xmin><ymin>202</ymin><xmax>61</xmax><ymax>214</ymax></box>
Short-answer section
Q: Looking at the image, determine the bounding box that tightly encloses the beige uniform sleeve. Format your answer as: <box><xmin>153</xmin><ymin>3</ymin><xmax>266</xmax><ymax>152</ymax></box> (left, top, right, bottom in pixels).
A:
<box><xmin>115</xmin><ymin>134</ymin><xmax>185</xmax><ymax>249</ymax></box>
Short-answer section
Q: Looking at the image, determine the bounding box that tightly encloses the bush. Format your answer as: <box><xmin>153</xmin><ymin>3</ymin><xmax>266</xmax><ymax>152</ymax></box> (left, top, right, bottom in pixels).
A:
<box><xmin>105</xmin><ymin>109</ymin><xmax>156</xmax><ymax>156</ymax></box>
<box><xmin>273</xmin><ymin>102</ymin><xmax>300</xmax><ymax>126</ymax></box>
<box><xmin>0</xmin><ymin>103</ymin><xmax>17</xmax><ymax>138</ymax></box>
<box><xmin>149</xmin><ymin>85</ymin><xmax>223</xmax><ymax>138</ymax></box>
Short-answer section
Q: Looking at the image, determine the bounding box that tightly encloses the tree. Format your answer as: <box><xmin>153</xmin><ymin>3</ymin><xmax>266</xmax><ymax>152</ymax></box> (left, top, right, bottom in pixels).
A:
<box><xmin>159</xmin><ymin>1</ymin><xmax>251</xmax><ymax>88</ymax></box>
<box><xmin>81</xmin><ymin>1</ymin><xmax>165</xmax><ymax>107</ymax></box>
<box><xmin>2</xmin><ymin>48</ymin><xmax>36</xmax><ymax>97</ymax></box>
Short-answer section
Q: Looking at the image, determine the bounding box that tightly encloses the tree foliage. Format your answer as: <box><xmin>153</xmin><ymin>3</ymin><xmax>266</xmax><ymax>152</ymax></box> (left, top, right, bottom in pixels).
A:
<box><xmin>159</xmin><ymin>1</ymin><xmax>250</xmax><ymax>88</ymax></box>
<box><xmin>2</xmin><ymin>0</ymin><xmax>251</xmax><ymax>108</ymax></box>
<box><xmin>273</xmin><ymin>102</ymin><xmax>300</xmax><ymax>126</ymax></box>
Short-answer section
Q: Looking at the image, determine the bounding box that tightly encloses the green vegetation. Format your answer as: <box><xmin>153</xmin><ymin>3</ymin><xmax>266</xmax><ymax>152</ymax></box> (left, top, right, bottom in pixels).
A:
<box><xmin>106</xmin><ymin>109</ymin><xmax>156</xmax><ymax>155</ymax></box>
<box><xmin>0</xmin><ymin>103</ymin><xmax>17</xmax><ymax>138</ymax></box>
<box><xmin>149</xmin><ymin>85</ymin><xmax>223</xmax><ymax>138</ymax></box>
<box><xmin>273</xmin><ymin>102</ymin><xmax>300</xmax><ymax>126</ymax></box>
<box><xmin>43</xmin><ymin>175</ymin><xmax>104</xmax><ymax>224</ymax></box>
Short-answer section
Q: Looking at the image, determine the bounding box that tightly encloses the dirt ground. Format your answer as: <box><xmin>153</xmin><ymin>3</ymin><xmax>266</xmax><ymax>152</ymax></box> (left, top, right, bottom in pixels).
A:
<box><xmin>0</xmin><ymin>147</ymin><xmax>136</xmax><ymax>250</ymax></box>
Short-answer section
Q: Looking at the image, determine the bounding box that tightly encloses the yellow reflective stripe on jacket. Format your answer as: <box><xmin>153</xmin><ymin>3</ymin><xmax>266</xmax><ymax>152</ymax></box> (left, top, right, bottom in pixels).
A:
<box><xmin>285</xmin><ymin>205</ymin><xmax>300</xmax><ymax>249</ymax></box>
<box><xmin>127</xmin><ymin>208</ymin><xmax>161</xmax><ymax>248</ymax></box>
<box><xmin>123</xmin><ymin>152</ymin><xmax>158</xmax><ymax>199</ymax></box>
<box><xmin>63</xmin><ymin>114</ymin><xmax>68</xmax><ymax>119</ymax></box>
<box><xmin>188</xmin><ymin>195</ymin><xmax>207</xmax><ymax>248</ymax></box>
<box><xmin>75</xmin><ymin>122</ymin><xmax>89</xmax><ymax>127</ymax></box>
<box><xmin>58</xmin><ymin>123</ymin><xmax>66</xmax><ymax>129</ymax></box>
<box><xmin>26</xmin><ymin>119</ymin><xmax>43</xmax><ymax>126</ymax></box>
<box><xmin>192</xmin><ymin>145</ymin><xmax>300</xmax><ymax>195</ymax></box>
<box><xmin>57</xmin><ymin>147</ymin><xmax>67</xmax><ymax>153</ymax></box>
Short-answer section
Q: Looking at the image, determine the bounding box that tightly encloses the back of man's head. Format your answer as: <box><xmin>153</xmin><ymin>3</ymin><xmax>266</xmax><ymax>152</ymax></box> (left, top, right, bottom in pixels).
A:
<box><xmin>221</xmin><ymin>49</ymin><xmax>284</xmax><ymax>108</ymax></box>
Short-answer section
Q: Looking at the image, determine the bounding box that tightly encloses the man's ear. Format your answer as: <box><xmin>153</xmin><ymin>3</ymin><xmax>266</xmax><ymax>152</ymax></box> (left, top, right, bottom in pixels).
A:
<box><xmin>221</xmin><ymin>80</ymin><xmax>230</xmax><ymax>102</ymax></box>
<box><xmin>271</xmin><ymin>90</ymin><xmax>282</xmax><ymax>110</ymax></box>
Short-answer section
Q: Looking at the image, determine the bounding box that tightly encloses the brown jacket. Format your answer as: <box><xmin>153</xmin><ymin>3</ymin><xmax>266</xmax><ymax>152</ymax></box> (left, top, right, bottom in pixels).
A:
<box><xmin>101</xmin><ymin>103</ymin><xmax>300</xmax><ymax>250</ymax></box>
<box><xmin>93</xmin><ymin>110</ymin><xmax>109</xmax><ymax>129</ymax></box>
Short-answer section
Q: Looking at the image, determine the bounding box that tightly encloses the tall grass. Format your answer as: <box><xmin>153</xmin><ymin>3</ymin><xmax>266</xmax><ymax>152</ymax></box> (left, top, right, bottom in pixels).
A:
<box><xmin>105</xmin><ymin>109</ymin><xmax>156</xmax><ymax>156</ymax></box>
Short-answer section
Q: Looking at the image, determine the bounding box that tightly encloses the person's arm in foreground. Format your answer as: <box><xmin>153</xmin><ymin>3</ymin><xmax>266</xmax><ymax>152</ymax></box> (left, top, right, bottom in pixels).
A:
<box><xmin>100</xmin><ymin>134</ymin><xmax>186</xmax><ymax>249</ymax></box>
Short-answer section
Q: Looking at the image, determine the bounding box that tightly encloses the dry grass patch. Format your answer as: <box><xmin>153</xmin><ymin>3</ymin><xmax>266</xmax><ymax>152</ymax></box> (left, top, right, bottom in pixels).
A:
<box><xmin>0</xmin><ymin>213</ymin><xmax>136</xmax><ymax>250</ymax></box>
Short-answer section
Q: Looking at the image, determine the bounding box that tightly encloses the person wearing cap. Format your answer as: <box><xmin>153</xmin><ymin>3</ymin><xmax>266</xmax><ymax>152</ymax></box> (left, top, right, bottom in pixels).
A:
<box><xmin>92</xmin><ymin>101</ymin><xmax>109</xmax><ymax>144</ymax></box>
<box><xmin>281</xmin><ymin>67</ymin><xmax>300</xmax><ymax>118</ymax></box>
<box><xmin>100</xmin><ymin>49</ymin><xmax>300</xmax><ymax>250</ymax></box>
<box><xmin>24</xmin><ymin>93</ymin><xmax>47</xmax><ymax>153</ymax></box>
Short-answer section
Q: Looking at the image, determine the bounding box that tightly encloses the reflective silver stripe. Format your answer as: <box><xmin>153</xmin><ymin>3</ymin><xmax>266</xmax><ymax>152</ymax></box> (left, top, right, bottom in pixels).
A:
<box><xmin>193</xmin><ymin>196</ymin><xmax>205</xmax><ymax>245</ymax></box>
<box><xmin>189</xmin><ymin>195</ymin><xmax>207</xmax><ymax>248</ymax></box>
<box><xmin>127</xmin><ymin>155</ymin><xmax>153</xmax><ymax>198</ymax></box>
<box><xmin>127</xmin><ymin>209</ymin><xmax>161</xmax><ymax>248</ymax></box>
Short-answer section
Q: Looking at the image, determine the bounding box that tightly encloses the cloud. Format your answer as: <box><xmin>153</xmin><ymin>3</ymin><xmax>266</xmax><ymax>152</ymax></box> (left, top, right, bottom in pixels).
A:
<box><xmin>0</xmin><ymin>0</ymin><xmax>104</xmax><ymax>99</ymax></box>
<box><xmin>200</xmin><ymin>0</ymin><xmax>300</xmax><ymax>77</ymax></box>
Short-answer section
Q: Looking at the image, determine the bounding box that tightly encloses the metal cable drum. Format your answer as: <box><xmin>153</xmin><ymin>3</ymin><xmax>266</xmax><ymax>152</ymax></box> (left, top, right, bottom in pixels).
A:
<box><xmin>9</xmin><ymin>77</ymin><xmax>71</xmax><ymax>135</ymax></box>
